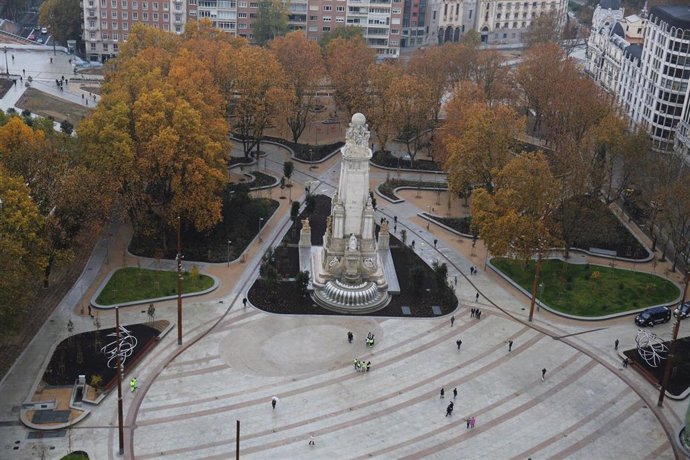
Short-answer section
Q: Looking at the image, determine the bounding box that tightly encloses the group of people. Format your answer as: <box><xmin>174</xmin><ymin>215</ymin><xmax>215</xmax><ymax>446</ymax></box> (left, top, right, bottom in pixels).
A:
<box><xmin>366</xmin><ymin>332</ymin><xmax>376</xmax><ymax>347</ymax></box>
<box><xmin>353</xmin><ymin>359</ymin><xmax>371</xmax><ymax>372</ymax></box>
<box><xmin>470</xmin><ymin>308</ymin><xmax>482</xmax><ymax>319</ymax></box>
<box><xmin>54</xmin><ymin>77</ymin><xmax>68</xmax><ymax>91</ymax></box>
<box><xmin>469</xmin><ymin>266</ymin><xmax>479</xmax><ymax>275</ymax></box>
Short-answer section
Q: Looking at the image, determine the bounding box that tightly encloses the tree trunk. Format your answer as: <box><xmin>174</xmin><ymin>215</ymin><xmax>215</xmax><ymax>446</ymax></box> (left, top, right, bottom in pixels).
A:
<box><xmin>528</xmin><ymin>255</ymin><xmax>542</xmax><ymax>322</ymax></box>
<box><xmin>43</xmin><ymin>254</ymin><xmax>55</xmax><ymax>288</ymax></box>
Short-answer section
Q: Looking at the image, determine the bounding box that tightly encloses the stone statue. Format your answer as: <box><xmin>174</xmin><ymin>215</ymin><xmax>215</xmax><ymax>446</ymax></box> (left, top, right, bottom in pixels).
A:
<box><xmin>381</xmin><ymin>219</ymin><xmax>389</xmax><ymax>234</ymax></box>
<box><xmin>301</xmin><ymin>217</ymin><xmax>310</xmax><ymax>231</ymax></box>
<box><xmin>349</xmin><ymin>233</ymin><xmax>358</xmax><ymax>251</ymax></box>
<box><xmin>343</xmin><ymin>113</ymin><xmax>371</xmax><ymax>158</ymax></box>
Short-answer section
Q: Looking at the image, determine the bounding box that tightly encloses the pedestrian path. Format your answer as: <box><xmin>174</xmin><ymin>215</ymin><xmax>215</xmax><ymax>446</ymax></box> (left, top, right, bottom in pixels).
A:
<box><xmin>0</xmin><ymin>128</ymin><xmax>684</xmax><ymax>460</ymax></box>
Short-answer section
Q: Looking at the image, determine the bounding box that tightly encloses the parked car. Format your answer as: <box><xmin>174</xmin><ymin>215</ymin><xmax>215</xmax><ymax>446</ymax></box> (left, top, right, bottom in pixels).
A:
<box><xmin>28</xmin><ymin>33</ymin><xmax>35</xmax><ymax>40</ymax></box>
<box><xmin>41</xmin><ymin>27</ymin><xmax>47</xmax><ymax>34</ymax></box>
<box><xmin>635</xmin><ymin>306</ymin><xmax>672</xmax><ymax>327</ymax></box>
<box><xmin>674</xmin><ymin>302</ymin><xmax>690</xmax><ymax>320</ymax></box>
<box><xmin>37</xmin><ymin>38</ymin><xmax>43</xmax><ymax>44</ymax></box>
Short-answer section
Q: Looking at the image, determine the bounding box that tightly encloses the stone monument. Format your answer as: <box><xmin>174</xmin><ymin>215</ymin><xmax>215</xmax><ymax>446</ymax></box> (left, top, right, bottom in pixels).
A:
<box><xmin>309</xmin><ymin>113</ymin><xmax>391</xmax><ymax>313</ymax></box>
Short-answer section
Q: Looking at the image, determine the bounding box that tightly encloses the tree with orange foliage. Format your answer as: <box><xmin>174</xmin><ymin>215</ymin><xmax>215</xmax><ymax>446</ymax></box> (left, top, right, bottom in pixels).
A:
<box><xmin>389</xmin><ymin>74</ymin><xmax>436</xmax><ymax>167</ymax></box>
<box><xmin>232</xmin><ymin>45</ymin><xmax>291</xmax><ymax>157</ymax></box>
<box><xmin>79</xmin><ymin>24</ymin><xmax>230</xmax><ymax>245</ymax></box>
<box><xmin>326</xmin><ymin>36</ymin><xmax>376</xmax><ymax>117</ymax></box>
<box><xmin>471</xmin><ymin>152</ymin><xmax>561</xmax><ymax>322</ymax></box>
<box><xmin>269</xmin><ymin>31</ymin><xmax>326</xmax><ymax>143</ymax></box>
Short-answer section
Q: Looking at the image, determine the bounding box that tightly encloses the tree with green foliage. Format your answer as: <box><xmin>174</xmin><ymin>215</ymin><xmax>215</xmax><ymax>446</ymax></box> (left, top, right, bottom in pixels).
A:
<box><xmin>39</xmin><ymin>0</ymin><xmax>82</xmax><ymax>54</ymax></box>
<box><xmin>283</xmin><ymin>161</ymin><xmax>294</xmax><ymax>185</ymax></box>
<box><xmin>60</xmin><ymin>120</ymin><xmax>73</xmax><ymax>135</ymax></box>
<box><xmin>319</xmin><ymin>26</ymin><xmax>364</xmax><ymax>50</ymax></box>
<box><xmin>253</xmin><ymin>0</ymin><xmax>289</xmax><ymax>45</ymax></box>
<box><xmin>296</xmin><ymin>270</ymin><xmax>310</xmax><ymax>298</ymax></box>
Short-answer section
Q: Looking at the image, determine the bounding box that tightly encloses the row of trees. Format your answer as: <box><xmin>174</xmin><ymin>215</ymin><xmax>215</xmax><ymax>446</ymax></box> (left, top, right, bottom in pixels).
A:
<box><xmin>0</xmin><ymin>113</ymin><xmax>111</xmax><ymax>333</ymax></box>
<box><xmin>446</xmin><ymin>42</ymin><xmax>690</xmax><ymax>319</ymax></box>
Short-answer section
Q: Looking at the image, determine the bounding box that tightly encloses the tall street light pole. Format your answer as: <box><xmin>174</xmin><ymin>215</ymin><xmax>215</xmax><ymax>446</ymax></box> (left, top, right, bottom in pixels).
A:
<box><xmin>258</xmin><ymin>217</ymin><xmax>264</xmax><ymax>242</ymax></box>
<box><xmin>176</xmin><ymin>216</ymin><xmax>183</xmax><ymax>345</ymax></box>
<box><xmin>658</xmin><ymin>271</ymin><xmax>690</xmax><ymax>407</ymax></box>
<box><xmin>227</xmin><ymin>240</ymin><xmax>232</xmax><ymax>267</ymax></box>
<box><xmin>115</xmin><ymin>306</ymin><xmax>124</xmax><ymax>455</ymax></box>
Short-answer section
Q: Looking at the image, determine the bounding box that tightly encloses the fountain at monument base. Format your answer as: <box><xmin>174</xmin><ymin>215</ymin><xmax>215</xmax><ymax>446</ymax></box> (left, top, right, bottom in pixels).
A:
<box><xmin>312</xmin><ymin>279</ymin><xmax>390</xmax><ymax>314</ymax></box>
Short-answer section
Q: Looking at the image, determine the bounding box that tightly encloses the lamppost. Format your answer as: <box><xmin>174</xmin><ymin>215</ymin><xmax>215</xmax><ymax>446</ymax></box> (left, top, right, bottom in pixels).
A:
<box><xmin>309</xmin><ymin>148</ymin><xmax>316</xmax><ymax>170</ymax></box>
<box><xmin>658</xmin><ymin>271</ymin><xmax>690</xmax><ymax>407</ymax></box>
<box><xmin>115</xmin><ymin>306</ymin><xmax>124</xmax><ymax>455</ymax></box>
<box><xmin>227</xmin><ymin>240</ymin><xmax>232</xmax><ymax>267</ymax></box>
<box><xmin>176</xmin><ymin>216</ymin><xmax>183</xmax><ymax>346</ymax></box>
<box><xmin>258</xmin><ymin>217</ymin><xmax>264</xmax><ymax>242</ymax></box>
<box><xmin>3</xmin><ymin>47</ymin><xmax>8</xmax><ymax>76</ymax></box>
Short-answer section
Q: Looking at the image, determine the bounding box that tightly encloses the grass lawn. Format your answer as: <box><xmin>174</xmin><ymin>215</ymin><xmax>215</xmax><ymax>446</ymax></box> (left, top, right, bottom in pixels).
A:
<box><xmin>60</xmin><ymin>452</ymin><xmax>89</xmax><ymax>460</ymax></box>
<box><xmin>96</xmin><ymin>267</ymin><xmax>214</xmax><ymax>305</ymax></box>
<box><xmin>15</xmin><ymin>87</ymin><xmax>93</xmax><ymax>126</ymax></box>
<box><xmin>492</xmin><ymin>258</ymin><xmax>680</xmax><ymax>317</ymax></box>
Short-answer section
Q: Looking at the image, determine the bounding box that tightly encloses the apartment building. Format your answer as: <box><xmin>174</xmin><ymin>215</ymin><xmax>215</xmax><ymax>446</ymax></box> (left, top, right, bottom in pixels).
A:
<box><xmin>586</xmin><ymin>3</ymin><xmax>690</xmax><ymax>156</ymax></box>
<box><xmin>619</xmin><ymin>6</ymin><xmax>690</xmax><ymax>151</ymax></box>
<box><xmin>83</xmin><ymin>0</ymin><xmax>187</xmax><ymax>62</ymax></box>
<box><xmin>83</xmin><ymin>0</ymin><xmax>401</xmax><ymax>59</ymax></box>
<box><xmin>425</xmin><ymin>0</ymin><xmax>565</xmax><ymax>46</ymax></box>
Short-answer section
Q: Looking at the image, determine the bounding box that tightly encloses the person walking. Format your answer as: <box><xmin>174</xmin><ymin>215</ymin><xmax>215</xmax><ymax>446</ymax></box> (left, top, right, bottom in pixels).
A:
<box><xmin>614</xmin><ymin>339</ymin><xmax>619</xmax><ymax>351</ymax></box>
<box><xmin>466</xmin><ymin>418</ymin><xmax>471</xmax><ymax>429</ymax></box>
<box><xmin>470</xmin><ymin>416</ymin><xmax>476</xmax><ymax>428</ymax></box>
<box><xmin>271</xmin><ymin>396</ymin><xmax>279</xmax><ymax>410</ymax></box>
<box><xmin>477</xmin><ymin>310</ymin><xmax>482</xmax><ymax>320</ymax></box>
<box><xmin>541</xmin><ymin>368</ymin><xmax>547</xmax><ymax>381</ymax></box>
<box><xmin>450</xmin><ymin>315</ymin><xmax>455</xmax><ymax>327</ymax></box>
<box><xmin>433</xmin><ymin>239</ymin><xmax>438</xmax><ymax>248</ymax></box>
<box><xmin>445</xmin><ymin>402</ymin><xmax>454</xmax><ymax>417</ymax></box>
<box><xmin>130</xmin><ymin>378</ymin><xmax>138</xmax><ymax>392</ymax></box>
<box><xmin>440</xmin><ymin>388</ymin><xmax>445</xmax><ymax>399</ymax></box>
<box><xmin>470</xmin><ymin>267</ymin><xmax>474</xmax><ymax>275</ymax></box>
<box><xmin>623</xmin><ymin>357</ymin><xmax>629</xmax><ymax>368</ymax></box>
<box><xmin>348</xmin><ymin>331</ymin><xmax>353</xmax><ymax>343</ymax></box>
<box><xmin>453</xmin><ymin>388</ymin><xmax>457</xmax><ymax>400</ymax></box>
<box><xmin>308</xmin><ymin>434</ymin><xmax>315</xmax><ymax>446</ymax></box>
<box><xmin>508</xmin><ymin>340</ymin><xmax>513</xmax><ymax>352</ymax></box>
<box><xmin>456</xmin><ymin>339</ymin><xmax>462</xmax><ymax>351</ymax></box>
<box><xmin>242</xmin><ymin>297</ymin><xmax>247</xmax><ymax>308</ymax></box>
<box><xmin>470</xmin><ymin>308</ymin><xmax>475</xmax><ymax>318</ymax></box>
<box><xmin>475</xmin><ymin>292</ymin><xmax>480</xmax><ymax>302</ymax></box>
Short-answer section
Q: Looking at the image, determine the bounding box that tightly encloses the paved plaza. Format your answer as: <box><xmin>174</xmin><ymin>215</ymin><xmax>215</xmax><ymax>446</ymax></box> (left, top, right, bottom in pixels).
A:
<box><xmin>0</xmin><ymin>79</ymin><xmax>686</xmax><ymax>458</ymax></box>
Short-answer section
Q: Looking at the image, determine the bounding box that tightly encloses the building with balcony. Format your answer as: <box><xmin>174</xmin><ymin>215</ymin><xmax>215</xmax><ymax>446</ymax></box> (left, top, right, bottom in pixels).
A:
<box><xmin>424</xmin><ymin>0</ymin><xmax>566</xmax><ymax>46</ymax></box>
<box><xmin>83</xmin><ymin>0</ymin><xmax>187</xmax><ymax>62</ymax></box>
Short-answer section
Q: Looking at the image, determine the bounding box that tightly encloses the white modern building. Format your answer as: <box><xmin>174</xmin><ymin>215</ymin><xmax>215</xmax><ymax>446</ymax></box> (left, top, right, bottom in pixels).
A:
<box><xmin>586</xmin><ymin>3</ymin><xmax>690</xmax><ymax>155</ymax></box>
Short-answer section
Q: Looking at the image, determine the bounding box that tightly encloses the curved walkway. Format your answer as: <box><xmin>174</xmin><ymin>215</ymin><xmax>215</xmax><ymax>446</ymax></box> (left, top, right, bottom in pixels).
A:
<box><xmin>0</xmin><ymin>136</ymin><xmax>684</xmax><ymax>459</ymax></box>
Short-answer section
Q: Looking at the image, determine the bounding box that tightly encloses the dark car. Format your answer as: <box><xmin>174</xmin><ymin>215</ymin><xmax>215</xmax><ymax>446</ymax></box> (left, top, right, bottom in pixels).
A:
<box><xmin>635</xmin><ymin>306</ymin><xmax>672</xmax><ymax>327</ymax></box>
<box><xmin>674</xmin><ymin>302</ymin><xmax>690</xmax><ymax>320</ymax></box>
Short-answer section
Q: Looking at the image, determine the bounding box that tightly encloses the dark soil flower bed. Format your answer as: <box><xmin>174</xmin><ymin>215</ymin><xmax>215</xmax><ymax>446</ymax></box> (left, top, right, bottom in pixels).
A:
<box><xmin>624</xmin><ymin>336</ymin><xmax>690</xmax><ymax>397</ymax></box>
<box><xmin>249</xmin><ymin>195</ymin><xmax>458</xmax><ymax>317</ymax></box>
<box><xmin>558</xmin><ymin>196</ymin><xmax>649</xmax><ymax>260</ymax></box>
<box><xmin>229</xmin><ymin>171</ymin><xmax>277</xmax><ymax>191</ymax></box>
<box><xmin>423</xmin><ymin>214</ymin><xmax>475</xmax><ymax>236</ymax></box>
<box><xmin>229</xmin><ymin>156</ymin><xmax>254</xmax><ymax>166</ymax></box>
<box><xmin>371</xmin><ymin>150</ymin><xmax>442</xmax><ymax>171</ymax></box>
<box><xmin>378</xmin><ymin>179</ymin><xmax>447</xmax><ymax>201</ymax></box>
<box><xmin>130</xmin><ymin>190</ymin><xmax>278</xmax><ymax>263</ymax></box>
<box><xmin>43</xmin><ymin>322</ymin><xmax>166</xmax><ymax>391</ymax></box>
<box><xmin>264</xmin><ymin>136</ymin><xmax>344</xmax><ymax>162</ymax></box>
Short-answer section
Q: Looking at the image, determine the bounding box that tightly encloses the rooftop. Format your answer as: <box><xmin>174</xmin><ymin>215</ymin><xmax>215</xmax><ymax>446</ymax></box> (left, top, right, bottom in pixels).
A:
<box><xmin>651</xmin><ymin>5</ymin><xmax>690</xmax><ymax>30</ymax></box>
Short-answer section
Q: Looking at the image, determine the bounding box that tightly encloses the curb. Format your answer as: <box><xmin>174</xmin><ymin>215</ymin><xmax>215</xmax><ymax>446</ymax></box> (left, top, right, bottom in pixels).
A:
<box><xmin>486</xmin><ymin>257</ymin><xmax>684</xmax><ymax>321</ymax></box>
<box><xmin>90</xmin><ymin>269</ymin><xmax>220</xmax><ymax>310</ymax></box>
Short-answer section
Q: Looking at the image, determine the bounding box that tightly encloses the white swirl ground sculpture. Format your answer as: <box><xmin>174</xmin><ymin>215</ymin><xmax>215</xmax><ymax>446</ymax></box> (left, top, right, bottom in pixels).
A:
<box><xmin>635</xmin><ymin>329</ymin><xmax>668</xmax><ymax>368</ymax></box>
<box><xmin>101</xmin><ymin>326</ymin><xmax>138</xmax><ymax>369</ymax></box>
